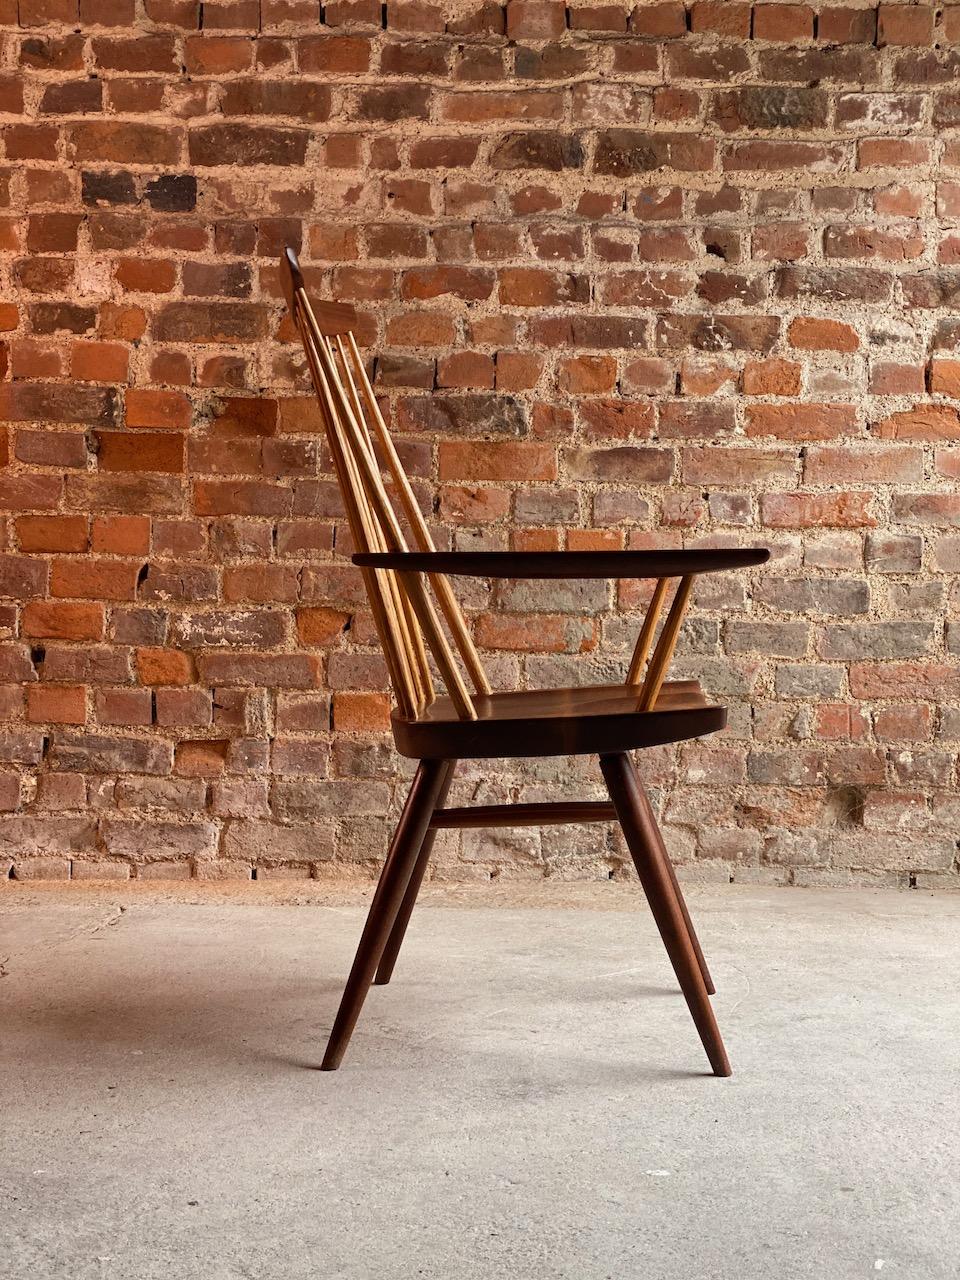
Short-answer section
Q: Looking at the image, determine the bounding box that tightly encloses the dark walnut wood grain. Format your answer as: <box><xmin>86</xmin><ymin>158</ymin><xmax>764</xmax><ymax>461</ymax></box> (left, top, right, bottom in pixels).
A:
<box><xmin>391</xmin><ymin>680</ymin><xmax>725</xmax><ymax>760</ymax></box>
<box><xmin>354</xmin><ymin>548</ymin><xmax>770</xmax><ymax>579</ymax></box>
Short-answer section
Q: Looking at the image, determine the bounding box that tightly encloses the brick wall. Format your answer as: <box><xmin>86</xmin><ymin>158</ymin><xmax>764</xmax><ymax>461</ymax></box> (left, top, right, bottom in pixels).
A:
<box><xmin>1</xmin><ymin>0</ymin><xmax>959</xmax><ymax>886</ymax></box>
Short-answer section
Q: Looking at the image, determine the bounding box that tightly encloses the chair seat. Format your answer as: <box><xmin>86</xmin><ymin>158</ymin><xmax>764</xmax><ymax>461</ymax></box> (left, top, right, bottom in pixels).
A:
<box><xmin>392</xmin><ymin>680</ymin><xmax>726</xmax><ymax>760</ymax></box>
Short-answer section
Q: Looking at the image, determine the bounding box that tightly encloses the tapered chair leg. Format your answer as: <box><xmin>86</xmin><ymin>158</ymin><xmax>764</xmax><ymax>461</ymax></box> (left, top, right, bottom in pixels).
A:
<box><xmin>600</xmin><ymin>751</ymin><xmax>731</xmax><ymax>1077</ymax></box>
<box><xmin>321</xmin><ymin>758</ymin><xmax>449</xmax><ymax>1071</ymax></box>
<box><xmin>632</xmin><ymin>778</ymin><xmax>716</xmax><ymax>996</ymax></box>
<box><xmin>375</xmin><ymin>759</ymin><xmax>457</xmax><ymax>986</ymax></box>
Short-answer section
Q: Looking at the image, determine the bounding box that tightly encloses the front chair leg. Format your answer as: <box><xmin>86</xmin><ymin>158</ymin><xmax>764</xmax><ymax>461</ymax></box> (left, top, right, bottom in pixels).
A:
<box><xmin>599</xmin><ymin>752</ymin><xmax>731</xmax><ymax>1077</ymax></box>
<box><xmin>321</xmin><ymin>758</ymin><xmax>449</xmax><ymax>1071</ymax></box>
<box><xmin>375</xmin><ymin>758</ymin><xmax>457</xmax><ymax>986</ymax></box>
<box><xmin>633</xmin><ymin>777</ymin><xmax>716</xmax><ymax>996</ymax></box>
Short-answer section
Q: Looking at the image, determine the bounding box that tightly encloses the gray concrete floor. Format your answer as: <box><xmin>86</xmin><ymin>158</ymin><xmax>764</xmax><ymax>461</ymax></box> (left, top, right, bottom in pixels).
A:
<box><xmin>1</xmin><ymin>881</ymin><xmax>959</xmax><ymax>1280</ymax></box>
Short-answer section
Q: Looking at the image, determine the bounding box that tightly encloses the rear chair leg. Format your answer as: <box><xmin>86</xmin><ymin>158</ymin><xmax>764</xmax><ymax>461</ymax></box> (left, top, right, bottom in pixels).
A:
<box><xmin>600</xmin><ymin>751</ymin><xmax>731</xmax><ymax>1077</ymax></box>
<box><xmin>321</xmin><ymin>758</ymin><xmax>449</xmax><ymax>1071</ymax></box>
<box><xmin>375</xmin><ymin>759</ymin><xmax>457</xmax><ymax>986</ymax></box>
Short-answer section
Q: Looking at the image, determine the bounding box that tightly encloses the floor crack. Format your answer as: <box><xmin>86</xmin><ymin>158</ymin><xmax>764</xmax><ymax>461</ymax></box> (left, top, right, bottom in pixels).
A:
<box><xmin>90</xmin><ymin>905</ymin><xmax>126</xmax><ymax>936</ymax></box>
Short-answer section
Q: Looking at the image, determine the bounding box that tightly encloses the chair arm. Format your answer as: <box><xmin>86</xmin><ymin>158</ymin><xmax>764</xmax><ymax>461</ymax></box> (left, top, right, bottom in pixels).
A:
<box><xmin>352</xmin><ymin>549</ymin><xmax>769</xmax><ymax>579</ymax></box>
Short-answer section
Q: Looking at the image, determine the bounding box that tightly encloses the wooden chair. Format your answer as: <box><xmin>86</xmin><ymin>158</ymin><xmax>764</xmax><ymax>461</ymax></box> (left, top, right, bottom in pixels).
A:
<box><xmin>280</xmin><ymin>247</ymin><xmax>769</xmax><ymax>1077</ymax></box>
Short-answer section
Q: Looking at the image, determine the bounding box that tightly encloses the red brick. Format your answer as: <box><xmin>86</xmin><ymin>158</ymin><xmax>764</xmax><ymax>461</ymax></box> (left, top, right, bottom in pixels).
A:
<box><xmin>23</xmin><ymin>601</ymin><xmax>104</xmax><ymax>641</ymax></box>
<box><xmin>724</xmin><ymin>140</ymin><xmax>845</xmax><ymax>172</ymax></box>
<box><xmin>496</xmin><ymin>352</ymin><xmax>545</xmax><ymax>391</ymax></box>
<box><xmin>690</xmin><ymin>1</ymin><xmax>751</xmax><ymax>36</ymax></box>
<box><xmin>621</xmin><ymin>358</ymin><xmax>673</xmax><ymax>394</ymax></box>
<box><xmin>679</xmin><ymin>358</ymin><xmax>736</xmax><ymax>396</ymax></box>
<box><xmin>858</xmin><ymin>139</ymin><xmax>929</xmax><ymax>169</ymax></box>
<box><xmin>125</xmin><ymin>388</ymin><xmax>192</xmax><ymax>429</ymax></box>
<box><xmin>743</xmin><ymin>359</ymin><xmax>802</xmax><ymax>396</ymax></box>
<box><xmin>505</xmin><ymin>1</ymin><xmax>566</xmax><ymax>39</ymax></box>
<box><xmin>870</xmin><ymin>362</ymin><xmax>925</xmax><ymax>396</ymax></box>
<box><xmin>569</xmin><ymin>6</ymin><xmax>628</xmax><ymax>33</ymax></box>
<box><xmin>874</xmin><ymin>407</ymin><xmax>960</xmax><ymax>441</ymax></box>
<box><xmin>96</xmin><ymin>688</ymin><xmax>152</xmax><ymax>727</ymax></box>
<box><xmin>629</xmin><ymin>2</ymin><xmax>686</xmax><ymax>37</ymax></box>
<box><xmin>223</xmin><ymin>564</ymin><xmax>299</xmax><ymax>603</ymax></box>
<box><xmin>91</xmin><ymin>516</ymin><xmax>151</xmax><ymax>555</ymax></box>
<box><xmin>50</xmin><ymin>559</ymin><xmax>140</xmax><ymax>601</ymax></box>
<box><xmin>20</xmin><ymin>0</ymin><xmax>78</xmax><ymax>23</ymax></box>
<box><xmin>295</xmin><ymin>607</ymin><xmax>350</xmax><ymax>647</ymax></box>
<box><xmin>752</xmin><ymin>223</ymin><xmax>809</xmax><ymax>262</ymax></box>
<box><xmin>332</xmin><ymin>691</ymin><xmax>391</xmax><ymax>732</ymax></box>
<box><xmin>27</xmin><ymin>685</ymin><xmax>86</xmax><ymax>726</ymax></box>
<box><xmin>437</xmin><ymin>352</ymin><xmax>495</xmax><ymax>389</ymax></box>
<box><xmin>70</xmin><ymin>122</ymin><xmax>183</xmax><ymax>165</ymax></box>
<box><xmin>817</xmin><ymin>7</ymin><xmax>877</xmax><ymax>43</ymax></box>
<box><xmin>71</xmin><ymin>342</ymin><xmax>130</xmax><ymax>383</ymax></box>
<box><xmin>116</xmin><ymin>258</ymin><xmax>177</xmax><ymax>294</ymax></box>
<box><xmin>438</xmin><ymin>441</ymin><xmax>557</xmax><ymax>482</ymax></box>
<box><xmin>476</xmin><ymin>611</ymin><xmax>595</xmax><ymax>653</ymax></box>
<box><xmin>16</xmin><ymin>516</ymin><xmax>88</xmax><ymax>553</ymax></box>
<box><xmin>877</xmin><ymin>4</ymin><xmax>935</xmax><ymax>46</ymax></box>
<box><xmin>175</xmin><ymin>739</ymin><xmax>229</xmax><ymax>776</ymax></box>
<box><xmin>745</xmin><ymin>404</ymin><xmax>857</xmax><ymax>440</ymax></box>
<box><xmin>874</xmin><ymin>706</ymin><xmax>931</xmax><ymax>743</ymax></box>
<box><xmin>788</xmin><ymin>316</ymin><xmax>859</xmax><ymax>352</ymax></box>
<box><xmin>929</xmin><ymin>360</ymin><xmax>960</xmax><ymax>397</ymax></box>
<box><xmin>96</xmin><ymin>431</ymin><xmax>185</xmax><ymax>473</ymax></box>
<box><xmin>753</xmin><ymin>4</ymin><xmax>813</xmax><ymax>41</ymax></box>
<box><xmin>558</xmin><ymin>355</ymin><xmax>618</xmax><ymax>394</ymax></box>
<box><xmin>136</xmin><ymin>648</ymin><xmax>197</xmax><ymax>686</ymax></box>
<box><xmin>850</xmin><ymin>664</ymin><xmax>960</xmax><ymax>701</ymax></box>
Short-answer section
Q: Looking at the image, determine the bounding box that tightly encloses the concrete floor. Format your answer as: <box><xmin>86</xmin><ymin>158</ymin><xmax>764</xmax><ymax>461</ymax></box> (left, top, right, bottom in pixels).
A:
<box><xmin>1</xmin><ymin>882</ymin><xmax>959</xmax><ymax>1280</ymax></box>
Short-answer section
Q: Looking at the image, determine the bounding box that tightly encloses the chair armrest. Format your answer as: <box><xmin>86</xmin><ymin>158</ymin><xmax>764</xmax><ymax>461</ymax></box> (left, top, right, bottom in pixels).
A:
<box><xmin>352</xmin><ymin>549</ymin><xmax>769</xmax><ymax>579</ymax></box>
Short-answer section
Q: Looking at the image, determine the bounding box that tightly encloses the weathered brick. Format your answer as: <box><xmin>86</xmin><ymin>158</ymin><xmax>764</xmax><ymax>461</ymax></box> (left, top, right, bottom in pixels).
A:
<box><xmin>223</xmin><ymin>819</ymin><xmax>334</xmax><ymax>864</ymax></box>
<box><xmin>49</xmin><ymin>732</ymin><xmax>173</xmax><ymax>774</ymax></box>
<box><xmin>820</xmin><ymin>623</ymin><xmax>934</xmax><ymax>662</ymax></box>
<box><xmin>761</xmin><ymin>492</ymin><xmax>875</xmax><ymax>529</ymax></box>
<box><xmin>715</xmin><ymin>88</ymin><xmax>827</xmax><ymax>132</ymax></box>
<box><xmin>755</xmin><ymin>578</ymin><xmax>870</xmax><ymax>616</ymax></box>
<box><xmin>563</xmin><ymin>446</ymin><xmax>673</xmax><ymax>483</ymax></box>
<box><xmin>875</xmin><ymin>406</ymin><xmax>960</xmax><ymax>441</ymax></box>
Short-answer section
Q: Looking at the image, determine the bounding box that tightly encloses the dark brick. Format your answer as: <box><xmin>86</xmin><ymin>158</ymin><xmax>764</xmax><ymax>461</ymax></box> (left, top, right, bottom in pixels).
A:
<box><xmin>144</xmin><ymin>173</ymin><xmax>198</xmax><ymax>212</ymax></box>
<box><xmin>81</xmin><ymin>169</ymin><xmax>138</xmax><ymax>207</ymax></box>
<box><xmin>490</xmin><ymin>131</ymin><xmax>585</xmax><ymax>172</ymax></box>
<box><xmin>714</xmin><ymin>88</ymin><xmax>829</xmax><ymax>132</ymax></box>
<box><xmin>593</xmin><ymin>131</ymin><xmax>713</xmax><ymax>176</ymax></box>
<box><xmin>356</xmin><ymin>84</ymin><xmax>432</xmax><ymax>121</ymax></box>
<box><xmin>29</xmin><ymin>303</ymin><xmax>97</xmax><ymax>334</ymax></box>
<box><xmin>188</xmin><ymin>125</ymin><xmax>309</xmax><ymax>166</ymax></box>
<box><xmin>395</xmin><ymin>393</ymin><xmax>528</xmax><ymax>437</ymax></box>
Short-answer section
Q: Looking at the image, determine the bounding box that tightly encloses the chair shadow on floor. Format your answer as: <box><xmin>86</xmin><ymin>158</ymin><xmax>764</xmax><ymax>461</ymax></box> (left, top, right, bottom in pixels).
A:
<box><xmin>2</xmin><ymin>961</ymin><xmax>710</xmax><ymax>1082</ymax></box>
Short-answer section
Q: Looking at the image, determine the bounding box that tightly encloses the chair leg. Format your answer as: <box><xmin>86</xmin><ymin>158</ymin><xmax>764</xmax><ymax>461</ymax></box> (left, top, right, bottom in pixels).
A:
<box><xmin>321</xmin><ymin>758</ymin><xmax>449</xmax><ymax>1071</ymax></box>
<box><xmin>633</xmin><ymin>778</ymin><xmax>716</xmax><ymax>996</ymax></box>
<box><xmin>599</xmin><ymin>751</ymin><xmax>731</xmax><ymax>1077</ymax></box>
<box><xmin>374</xmin><ymin>758</ymin><xmax>457</xmax><ymax>986</ymax></box>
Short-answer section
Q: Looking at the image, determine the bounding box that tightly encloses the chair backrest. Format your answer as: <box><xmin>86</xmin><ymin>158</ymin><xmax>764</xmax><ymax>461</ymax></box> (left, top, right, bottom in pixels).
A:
<box><xmin>280</xmin><ymin>247</ymin><xmax>490</xmax><ymax>723</ymax></box>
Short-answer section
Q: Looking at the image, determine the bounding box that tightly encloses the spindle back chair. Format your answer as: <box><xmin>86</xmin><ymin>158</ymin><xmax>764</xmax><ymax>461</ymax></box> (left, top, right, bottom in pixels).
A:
<box><xmin>281</xmin><ymin>247</ymin><xmax>769</xmax><ymax>1077</ymax></box>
